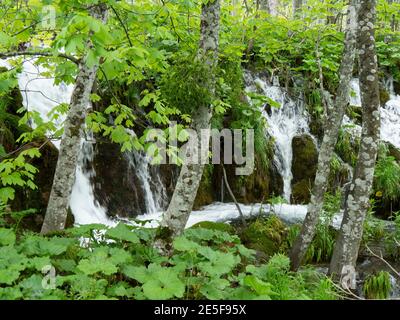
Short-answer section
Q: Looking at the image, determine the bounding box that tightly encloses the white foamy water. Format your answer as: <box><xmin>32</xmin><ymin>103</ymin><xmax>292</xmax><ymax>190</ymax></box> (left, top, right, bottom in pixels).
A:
<box><xmin>70</xmin><ymin>137</ymin><xmax>115</xmax><ymax>226</ymax></box>
<box><xmin>135</xmin><ymin>201</ymin><xmax>343</xmax><ymax>229</ymax></box>
<box><xmin>244</xmin><ymin>72</ymin><xmax>311</xmax><ymax>201</ymax></box>
<box><xmin>349</xmin><ymin>78</ymin><xmax>400</xmax><ymax>149</ymax></box>
<box><xmin>1</xmin><ymin>58</ymin><xmax>110</xmax><ymax>225</ymax></box>
<box><xmin>125</xmin><ymin>151</ymin><xmax>168</xmax><ymax>215</ymax></box>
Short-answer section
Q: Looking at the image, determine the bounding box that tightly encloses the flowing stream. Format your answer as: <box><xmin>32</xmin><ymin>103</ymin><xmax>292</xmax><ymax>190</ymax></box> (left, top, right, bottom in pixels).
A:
<box><xmin>6</xmin><ymin>60</ymin><xmax>400</xmax><ymax>229</ymax></box>
<box><xmin>244</xmin><ymin>71</ymin><xmax>312</xmax><ymax>201</ymax></box>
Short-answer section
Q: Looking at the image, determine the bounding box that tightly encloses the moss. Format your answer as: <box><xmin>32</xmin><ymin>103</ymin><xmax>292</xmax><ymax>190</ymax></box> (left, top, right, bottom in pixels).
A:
<box><xmin>291</xmin><ymin>135</ymin><xmax>318</xmax><ymax>185</ymax></box>
<box><xmin>291</xmin><ymin>179</ymin><xmax>312</xmax><ymax>204</ymax></box>
<box><xmin>190</xmin><ymin>221</ymin><xmax>235</xmax><ymax>234</ymax></box>
<box><xmin>379</xmin><ymin>86</ymin><xmax>390</xmax><ymax>106</ymax></box>
<box><xmin>0</xmin><ymin>121</ymin><xmax>15</xmax><ymax>151</ymax></box>
<box><xmin>240</xmin><ymin>215</ymin><xmax>287</xmax><ymax>259</ymax></box>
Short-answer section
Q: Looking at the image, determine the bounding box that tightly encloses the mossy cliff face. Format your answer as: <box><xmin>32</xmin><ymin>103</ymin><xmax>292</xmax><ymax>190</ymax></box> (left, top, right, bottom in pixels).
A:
<box><xmin>291</xmin><ymin>134</ymin><xmax>318</xmax><ymax>204</ymax></box>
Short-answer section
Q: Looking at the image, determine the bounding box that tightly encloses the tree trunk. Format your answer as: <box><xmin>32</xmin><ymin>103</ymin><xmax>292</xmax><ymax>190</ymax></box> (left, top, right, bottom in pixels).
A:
<box><xmin>160</xmin><ymin>0</ymin><xmax>221</xmax><ymax>237</ymax></box>
<box><xmin>329</xmin><ymin>0</ymin><xmax>381</xmax><ymax>279</ymax></box>
<box><xmin>41</xmin><ymin>4</ymin><xmax>108</xmax><ymax>234</ymax></box>
<box><xmin>289</xmin><ymin>0</ymin><xmax>358</xmax><ymax>271</ymax></box>
<box><xmin>268</xmin><ymin>0</ymin><xmax>279</xmax><ymax>15</ymax></box>
<box><xmin>292</xmin><ymin>0</ymin><xmax>303</xmax><ymax>18</ymax></box>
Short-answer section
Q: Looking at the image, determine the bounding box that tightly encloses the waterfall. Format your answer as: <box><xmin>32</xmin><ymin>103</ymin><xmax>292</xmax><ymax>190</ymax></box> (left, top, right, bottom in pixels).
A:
<box><xmin>244</xmin><ymin>71</ymin><xmax>311</xmax><ymax>201</ymax></box>
<box><xmin>349</xmin><ymin>78</ymin><xmax>400</xmax><ymax>149</ymax></box>
<box><xmin>11</xmin><ymin>59</ymin><xmax>111</xmax><ymax>224</ymax></box>
<box><xmin>11</xmin><ymin>59</ymin><xmax>168</xmax><ymax>223</ymax></box>
<box><xmin>70</xmin><ymin>137</ymin><xmax>114</xmax><ymax>226</ymax></box>
<box><xmin>125</xmin><ymin>151</ymin><xmax>167</xmax><ymax>214</ymax></box>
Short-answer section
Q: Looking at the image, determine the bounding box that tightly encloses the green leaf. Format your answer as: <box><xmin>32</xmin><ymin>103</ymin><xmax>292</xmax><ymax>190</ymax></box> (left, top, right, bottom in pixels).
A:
<box><xmin>28</xmin><ymin>256</ymin><xmax>52</xmax><ymax>271</ymax></box>
<box><xmin>0</xmin><ymin>269</ymin><xmax>20</xmax><ymax>285</ymax></box>
<box><xmin>122</xmin><ymin>265</ymin><xmax>150</xmax><ymax>283</ymax></box>
<box><xmin>77</xmin><ymin>249</ymin><xmax>118</xmax><ymax>276</ymax></box>
<box><xmin>200</xmin><ymin>278</ymin><xmax>230</xmax><ymax>300</ymax></box>
<box><xmin>106</xmin><ymin>223</ymin><xmax>139</xmax><ymax>243</ymax></box>
<box><xmin>0</xmin><ymin>187</ymin><xmax>15</xmax><ymax>203</ymax></box>
<box><xmin>0</xmin><ymin>228</ymin><xmax>16</xmax><ymax>246</ymax></box>
<box><xmin>243</xmin><ymin>275</ymin><xmax>274</xmax><ymax>297</ymax></box>
<box><xmin>173</xmin><ymin>236</ymin><xmax>200</xmax><ymax>252</ymax></box>
<box><xmin>142</xmin><ymin>268</ymin><xmax>185</xmax><ymax>300</ymax></box>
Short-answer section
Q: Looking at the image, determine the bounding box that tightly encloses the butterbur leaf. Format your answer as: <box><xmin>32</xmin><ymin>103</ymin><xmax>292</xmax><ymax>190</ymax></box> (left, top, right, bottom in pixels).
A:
<box><xmin>77</xmin><ymin>250</ymin><xmax>118</xmax><ymax>276</ymax></box>
<box><xmin>122</xmin><ymin>265</ymin><xmax>150</xmax><ymax>283</ymax></box>
<box><xmin>142</xmin><ymin>269</ymin><xmax>185</xmax><ymax>300</ymax></box>
<box><xmin>0</xmin><ymin>269</ymin><xmax>20</xmax><ymax>285</ymax></box>
<box><xmin>108</xmin><ymin>247</ymin><xmax>133</xmax><ymax>266</ymax></box>
<box><xmin>173</xmin><ymin>236</ymin><xmax>200</xmax><ymax>252</ymax></box>
<box><xmin>54</xmin><ymin>259</ymin><xmax>76</xmax><ymax>272</ymax></box>
<box><xmin>0</xmin><ymin>287</ymin><xmax>23</xmax><ymax>300</ymax></box>
<box><xmin>106</xmin><ymin>223</ymin><xmax>139</xmax><ymax>243</ymax></box>
<box><xmin>0</xmin><ymin>228</ymin><xmax>16</xmax><ymax>246</ymax></box>
<box><xmin>200</xmin><ymin>279</ymin><xmax>230</xmax><ymax>300</ymax></box>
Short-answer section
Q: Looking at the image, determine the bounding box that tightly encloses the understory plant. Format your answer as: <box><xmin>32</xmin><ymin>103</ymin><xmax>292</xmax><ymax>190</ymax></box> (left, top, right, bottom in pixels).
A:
<box><xmin>0</xmin><ymin>223</ymin><xmax>337</xmax><ymax>300</ymax></box>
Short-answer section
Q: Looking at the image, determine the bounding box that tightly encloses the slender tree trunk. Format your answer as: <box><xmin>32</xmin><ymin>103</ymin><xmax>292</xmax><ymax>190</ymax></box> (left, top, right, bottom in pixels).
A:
<box><xmin>160</xmin><ymin>0</ymin><xmax>221</xmax><ymax>237</ymax></box>
<box><xmin>292</xmin><ymin>0</ymin><xmax>303</xmax><ymax>18</ymax></box>
<box><xmin>268</xmin><ymin>0</ymin><xmax>279</xmax><ymax>15</ymax></box>
<box><xmin>41</xmin><ymin>4</ymin><xmax>108</xmax><ymax>234</ymax></box>
<box><xmin>289</xmin><ymin>0</ymin><xmax>358</xmax><ymax>271</ymax></box>
<box><xmin>329</xmin><ymin>0</ymin><xmax>381</xmax><ymax>278</ymax></box>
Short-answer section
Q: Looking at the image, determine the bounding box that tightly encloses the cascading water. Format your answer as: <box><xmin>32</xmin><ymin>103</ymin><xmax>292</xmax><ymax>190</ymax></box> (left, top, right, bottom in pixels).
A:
<box><xmin>11</xmin><ymin>59</ymin><xmax>112</xmax><ymax>224</ymax></box>
<box><xmin>125</xmin><ymin>151</ymin><xmax>167</xmax><ymax>214</ymax></box>
<box><xmin>349</xmin><ymin>78</ymin><xmax>400</xmax><ymax>149</ymax></box>
<box><xmin>16</xmin><ymin>60</ymin><xmax>73</xmax><ymax>148</ymax></box>
<box><xmin>9</xmin><ymin>58</ymin><xmax>168</xmax><ymax>223</ymax></box>
<box><xmin>3</xmin><ymin>58</ymin><xmax>311</xmax><ymax>227</ymax></box>
<box><xmin>70</xmin><ymin>137</ymin><xmax>114</xmax><ymax>226</ymax></box>
<box><xmin>244</xmin><ymin>71</ymin><xmax>311</xmax><ymax>201</ymax></box>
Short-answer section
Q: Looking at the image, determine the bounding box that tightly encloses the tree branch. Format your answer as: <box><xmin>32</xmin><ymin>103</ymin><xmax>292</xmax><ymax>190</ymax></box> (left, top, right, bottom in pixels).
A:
<box><xmin>0</xmin><ymin>51</ymin><xmax>80</xmax><ymax>65</ymax></box>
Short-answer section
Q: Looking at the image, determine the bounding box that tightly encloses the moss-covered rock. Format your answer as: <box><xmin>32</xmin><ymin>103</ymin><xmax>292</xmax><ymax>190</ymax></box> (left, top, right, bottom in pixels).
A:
<box><xmin>240</xmin><ymin>215</ymin><xmax>287</xmax><ymax>259</ymax></box>
<box><xmin>291</xmin><ymin>135</ymin><xmax>318</xmax><ymax>204</ymax></box>
<box><xmin>291</xmin><ymin>135</ymin><xmax>318</xmax><ymax>183</ymax></box>
<box><xmin>291</xmin><ymin>180</ymin><xmax>312</xmax><ymax>204</ymax></box>
<box><xmin>379</xmin><ymin>85</ymin><xmax>390</xmax><ymax>106</ymax></box>
<box><xmin>394</xmin><ymin>80</ymin><xmax>400</xmax><ymax>95</ymax></box>
<box><xmin>190</xmin><ymin>221</ymin><xmax>235</xmax><ymax>234</ymax></box>
<box><xmin>388</xmin><ymin>143</ymin><xmax>400</xmax><ymax>162</ymax></box>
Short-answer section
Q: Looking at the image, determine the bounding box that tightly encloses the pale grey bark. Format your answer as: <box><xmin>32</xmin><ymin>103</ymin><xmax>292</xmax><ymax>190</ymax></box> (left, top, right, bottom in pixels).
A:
<box><xmin>292</xmin><ymin>0</ymin><xmax>303</xmax><ymax>18</ymax></box>
<box><xmin>41</xmin><ymin>4</ymin><xmax>108</xmax><ymax>234</ymax></box>
<box><xmin>268</xmin><ymin>0</ymin><xmax>279</xmax><ymax>16</ymax></box>
<box><xmin>289</xmin><ymin>0</ymin><xmax>358</xmax><ymax>271</ymax></box>
<box><xmin>329</xmin><ymin>0</ymin><xmax>381</xmax><ymax>277</ymax></box>
<box><xmin>259</xmin><ymin>0</ymin><xmax>278</xmax><ymax>15</ymax></box>
<box><xmin>160</xmin><ymin>0</ymin><xmax>221</xmax><ymax>237</ymax></box>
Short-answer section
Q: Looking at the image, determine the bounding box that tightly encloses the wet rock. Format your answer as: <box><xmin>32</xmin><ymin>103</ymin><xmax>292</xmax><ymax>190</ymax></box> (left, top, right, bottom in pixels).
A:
<box><xmin>240</xmin><ymin>215</ymin><xmax>287</xmax><ymax>260</ymax></box>
<box><xmin>291</xmin><ymin>134</ymin><xmax>318</xmax><ymax>204</ymax></box>
<box><xmin>91</xmin><ymin>141</ymin><xmax>176</xmax><ymax>217</ymax></box>
<box><xmin>379</xmin><ymin>85</ymin><xmax>391</xmax><ymax>106</ymax></box>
